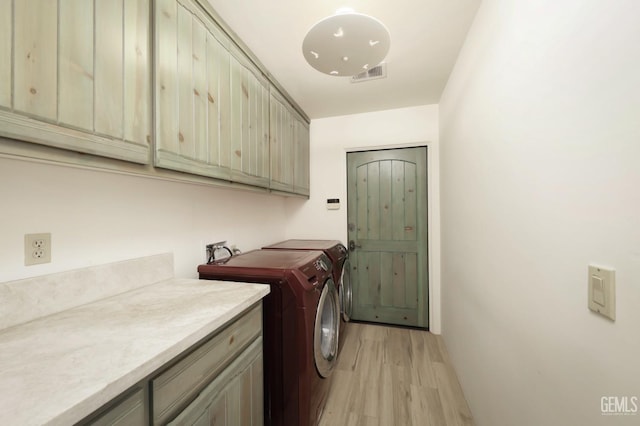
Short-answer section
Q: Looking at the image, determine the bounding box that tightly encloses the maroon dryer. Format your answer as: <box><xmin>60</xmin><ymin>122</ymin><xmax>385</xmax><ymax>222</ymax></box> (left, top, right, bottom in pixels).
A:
<box><xmin>262</xmin><ymin>239</ymin><xmax>352</xmax><ymax>350</ymax></box>
<box><xmin>198</xmin><ymin>249</ymin><xmax>340</xmax><ymax>426</ymax></box>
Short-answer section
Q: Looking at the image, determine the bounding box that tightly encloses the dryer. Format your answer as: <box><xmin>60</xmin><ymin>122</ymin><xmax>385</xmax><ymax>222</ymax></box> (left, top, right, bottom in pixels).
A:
<box><xmin>262</xmin><ymin>239</ymin><xmax>352</xmax><ymax>351</ymax></box>
<box><xmin>198</xmin><ymin>249</ymin><xmax>339</xmax><ymax>426</ymax></box>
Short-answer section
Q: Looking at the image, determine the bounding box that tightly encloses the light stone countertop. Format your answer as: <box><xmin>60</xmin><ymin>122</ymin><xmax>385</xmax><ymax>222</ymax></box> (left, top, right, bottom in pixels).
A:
<box><xmin>0</xmin><ymin>278</ymin><xmax>270</xmax><ymax>426</ymax></box>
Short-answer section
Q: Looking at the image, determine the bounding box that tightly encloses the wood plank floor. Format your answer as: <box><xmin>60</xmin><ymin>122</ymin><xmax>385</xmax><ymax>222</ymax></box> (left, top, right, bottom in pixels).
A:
<box><xmin>319</xmin><ymin>322</ymin><xmax>473</xmax><ymax>426</ymax></box>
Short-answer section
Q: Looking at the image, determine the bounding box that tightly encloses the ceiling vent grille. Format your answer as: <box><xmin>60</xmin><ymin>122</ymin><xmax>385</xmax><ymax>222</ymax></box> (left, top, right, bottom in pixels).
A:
<box><xmin>351</xmin><ymin>63</ymin><xmax>387</xmax><ymax>83</ymax></box>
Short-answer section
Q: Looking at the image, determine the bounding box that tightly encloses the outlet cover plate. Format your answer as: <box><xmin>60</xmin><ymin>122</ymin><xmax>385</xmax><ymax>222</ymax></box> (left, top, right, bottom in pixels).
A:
<box><xmin>25</xmin><ymin>233</ymin><xmax>51</xmax><ymax>266</ymax></box>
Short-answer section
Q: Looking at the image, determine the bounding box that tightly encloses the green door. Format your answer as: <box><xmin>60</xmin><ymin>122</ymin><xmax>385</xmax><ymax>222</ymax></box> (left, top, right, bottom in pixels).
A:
<box><xmin>347</xmin><ymin>147</ymin><xmax>428</xmax><ymax>328</ymax></box>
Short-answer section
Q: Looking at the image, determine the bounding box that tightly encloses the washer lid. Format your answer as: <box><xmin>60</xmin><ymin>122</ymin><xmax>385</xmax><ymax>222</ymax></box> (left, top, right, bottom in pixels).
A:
<box><xmin>263</xmin><ymin>239</ymin><xmax>343</xmax><ymax>251</ymax></box>
<box><xmin>210</xmin><ymin>249</ymin><xmax>324</xmax><ymax>269</ymax></box>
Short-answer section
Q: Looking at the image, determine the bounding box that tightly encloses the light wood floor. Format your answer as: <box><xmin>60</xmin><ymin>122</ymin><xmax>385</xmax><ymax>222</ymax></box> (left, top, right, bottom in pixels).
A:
<box><xmin>319</xmin><ymin>322</ymin><xmax>473</xmax><ymax>426</ymax></box>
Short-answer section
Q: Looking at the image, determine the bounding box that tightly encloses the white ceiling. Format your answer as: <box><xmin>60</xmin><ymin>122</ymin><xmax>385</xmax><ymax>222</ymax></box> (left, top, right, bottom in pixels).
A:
<box><xmin>205</xmin><ymin>0</ymin><xmax>480</xmax><ymax>119</ymax></box>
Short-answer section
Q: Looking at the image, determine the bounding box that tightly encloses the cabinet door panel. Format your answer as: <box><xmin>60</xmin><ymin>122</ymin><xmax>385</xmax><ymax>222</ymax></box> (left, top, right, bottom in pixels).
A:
<box><xmin>228</xmin><ymin>49</ymin><xmax>269</xmax><ymax>187</ymax></box>
<box><xmin>251</xmin><ymin>346</ymin><xmax>264</xmax><ymax>424</ymax></box>
<box><xmin>88</xmin><ymin>388</ymin><xmax>145</xmax><ymax>426</ymax></box>
<box><xmin>269</xmin><ymin>92</ymin><xmax>295</xmax><ymax>192</ymax></box>
<box><xmin>216</xmin><ymin>38</ymin><xmax>231</xmax><ymax>170</ymax></box>
<box><xmin>58</xmin><ymin>0</ymin><xmax>94</xmax><ymax>131</ymax></box>
<box><xmin>95</xmin><ymin>0</ymin><xmax>124</xmax><ymax>138</ymax></box>
<box><xmin>2</xmin><ymin>0</ymin><xmax>150</xmax><ymax>164</ymax></box>
<box><xmin>249</xmin><ymin>74</ymin><xmax>259</xmax><ymax>177</ymax></box>
<box><xmin>166</xmin><ymin>338</ymin><xmax>263</xmax><ymax>426</ymax></box>
<box><xmin>177</xmin><ymin>5</ymin><xmax>195</xmax><ymax>159</ymax></box>
<box><xmin>124</xmin><ymin>0</ymin><xmax>151</xmax><ymax>146</ymax></box>
<box><xmin>155</xmin><ymin>0</ymin><xmax>179</xmax><ymax>155</ymax></box>
<box><xmin>230</xmin><ymin>56</ymin><xmax>243</xmax><ymax>172</ymax></box>
<box><xmin>14</xmin><ymin>0</ymin><xmax>57</xmax><ymax>120</ymax></box>
<box><xmin>207</xmin><ymin>394</ymin><xmax>227</xmax><ymax>425</ymax></box>
<box><xmin>269</xmin><ymin>89</ymin><xmax>309</xmax><ymax>196</ymax></box>
<box><xmin>269</xmin><ymin>97</ymin><xmax>281</xmax><ymax>185</ymax></box>
<box><xmin>241</xmin><ymin>66</ymin><xmax>251</xmax><ymax>176</ymax></box>
<box><xmin>260</xmin><ymin>85</ymin><xmax>270</xmax><ymax>179</ymax></box>
<box><xmin>155</xmin><ymin>0</ymin><xmax>231</xmax><ymax>180</ymax></box>
<box><xmin>192</xmin><ymin>18</ymin><xmax>208</xmax><ymax>162</ymax></box>
<box><xmin>206</xmin><ymin>33</ymin><xmax>221</xmax><ymax>167</ymax></box>
<box><xmin>294</xmin><ymin>118</ymin><xmax>310</xmax><ymax>196</ymax></box>
<box><xmin>153</xmin><ymin>306</ymin><xmax>261</xmax><ymax>424</ymax></box>
<box><xmin>0</xmin><ymin>0</ymin><xmax>12</xmax><ymax>108</ymax></box>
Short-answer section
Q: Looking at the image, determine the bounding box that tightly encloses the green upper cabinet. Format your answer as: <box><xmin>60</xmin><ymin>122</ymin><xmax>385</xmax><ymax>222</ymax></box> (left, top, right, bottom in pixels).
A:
<box><xmin>229</xmin><ymin>46</ymin><xmax>270</xmax><ymax>188</ymax></box>
<box><xmin>0</xmin><ymin>0</ymin><xmax>310</xmax><ymax>195</ymax></box>
<box><xmin>155</xmin><ymin>0</ymin><xmax>271</xmax><ymax>189</ymax></box>
<box><xmin>0</xmin><ymin>0</ymin><xmax>10</xmax><ymax>109</ymax></box>
<box><xmin>154</xmin><ymin>0</ymin><xmax>232</xmax><ymax>181</ymax></box>
<box><xmin>293</xmin><ymin>117</ymin><xmax>310</xmax><ymax>197</ymax></box>
<box><xmin>0</xmin><ymin>0</ymin><xmax>151</xmax><ymax>164</ymax></box>
<box><xmin>270</xmin><ymin>89</ymin><xmax>310</xmax><ymax>196</ymax></box>
<box><xmin>269</xmin><ymin>90</ymin><xmax>294</xmax><ymax>193</ymax></box>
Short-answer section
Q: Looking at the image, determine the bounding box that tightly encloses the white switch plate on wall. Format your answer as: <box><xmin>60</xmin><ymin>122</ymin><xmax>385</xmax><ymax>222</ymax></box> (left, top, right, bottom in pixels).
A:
<box><xmin>588</xmin><ymin>265</ymin><xmax>615</xmax><ymax>320</ymax></box>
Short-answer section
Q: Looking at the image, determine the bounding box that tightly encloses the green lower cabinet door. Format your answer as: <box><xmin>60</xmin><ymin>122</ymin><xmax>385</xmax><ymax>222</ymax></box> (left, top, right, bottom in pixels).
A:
<box><xmin>167</xmin><ymin>338</ymin><xmax>263</xmax><ymax>426</ymax></box>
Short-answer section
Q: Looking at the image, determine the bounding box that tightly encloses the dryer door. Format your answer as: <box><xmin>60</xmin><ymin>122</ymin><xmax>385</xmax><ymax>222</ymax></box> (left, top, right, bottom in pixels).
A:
<box><xmin>314</xmin><ymin>278</ymin><xmax>340</xmax><ymax>378</ymax></box>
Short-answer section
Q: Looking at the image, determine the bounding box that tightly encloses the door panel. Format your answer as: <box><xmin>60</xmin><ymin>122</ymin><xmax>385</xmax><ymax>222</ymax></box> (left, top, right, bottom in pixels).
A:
<box><xmin>347</xmin><ymin>147</ymin><xmax>428</xmax><ymax>328</ymax></box>
<box><xmin>94</xmin><ymin>0</ymin><xmax>124</xmax><ymax>138</ymax></box>
<box><xmin>0</xmin><ymin>0</ymin><xmax>10</xmax><ymax>108</ymax></box>
<box><xmin>14</xmin><ymin>0</ymin><xmax>58</xmax><ymax>120</ymax></box>
<box><xmin>58</xmin><ymin>0</ymin><xmax>94</xmax><ymax>131</ymax></box>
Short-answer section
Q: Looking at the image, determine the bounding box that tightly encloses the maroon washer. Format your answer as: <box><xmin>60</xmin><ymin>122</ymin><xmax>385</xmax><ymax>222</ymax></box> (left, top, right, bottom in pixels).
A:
<box><xmin>198</xmin><ymin>249</ymin><xmax>340</xmax><ymax>426</ymax></box>
<box><xmin>262</xmin><ymin>239</ymin><xmax>351</xmax><ymax>351</ymax></box>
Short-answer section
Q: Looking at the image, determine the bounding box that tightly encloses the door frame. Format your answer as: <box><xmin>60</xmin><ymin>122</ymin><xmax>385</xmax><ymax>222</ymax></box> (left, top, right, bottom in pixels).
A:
<box><xmin>345</xmin><ymin>141</ymin><xmax>440</xmax><ymax>333</ymax></box>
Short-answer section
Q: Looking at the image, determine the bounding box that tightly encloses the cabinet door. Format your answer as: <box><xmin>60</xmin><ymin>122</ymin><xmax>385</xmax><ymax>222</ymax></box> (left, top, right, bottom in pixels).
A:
<box><xmin>269</xmin><ymin>91</ymin><xmax>295</xmax><ymax>193</ymax></box>
<box><xmin>154</xmin><ymin>0</ymin><xmax>233</xmax><ymax>181</ymax></box>
<box><xmin>293</xmin><ymin>117</ymin><xmax>310</xmax><ymax>197</ymax></box>
<box><xmin>1</xmin><ymin>0</ymin><xmax>151</xmax><ymax>164</ymax></box>
<box><xmin>0</xmin><ymin>0</ymin><xmax>10</xmax><ymax>108</ymax></box>
<box><xmin>152</xmin><ymin>305</ymin><xmax>262</xmax><ymax>424</ymax></box>
<box><xmin>269</xmin><ymin>89</ymin><xmax>310</xmax><ymax>196</ymax></box>
<box><xmin>86</xmin><ymin>388</ymin><xmax>146</xmax><ymax>426</ymax></box>
<box><xmin>229</xmin><ymin>48</ymin><xmax>270</xmax><ymax>188</ymax></box>
<box><xmin>167</xmin><ymin>338</ymin><xmax>264</xmax><ymax>426</ymax></box>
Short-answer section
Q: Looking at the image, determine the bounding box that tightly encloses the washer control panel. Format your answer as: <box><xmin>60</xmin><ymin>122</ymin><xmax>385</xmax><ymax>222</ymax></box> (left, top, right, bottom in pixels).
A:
<box><xmin>314</xmin><ymin>257</ymin><xmax>330</xmax><ymax>272</ymax></box>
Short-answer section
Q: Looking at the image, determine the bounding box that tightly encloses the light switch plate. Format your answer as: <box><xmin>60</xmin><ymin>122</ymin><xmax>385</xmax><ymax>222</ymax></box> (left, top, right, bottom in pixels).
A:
<box><xmin>588</xmin><ymin>265</ymin><xmax>615</xmax><ymax>320</ymax></box>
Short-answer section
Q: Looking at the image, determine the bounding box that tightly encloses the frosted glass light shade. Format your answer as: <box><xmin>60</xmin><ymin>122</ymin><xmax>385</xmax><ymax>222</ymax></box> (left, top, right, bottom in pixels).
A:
<box><xmin>302</xmin><ymin>12</ymin><xmax>390</xmax><ymax>77</ymax></box>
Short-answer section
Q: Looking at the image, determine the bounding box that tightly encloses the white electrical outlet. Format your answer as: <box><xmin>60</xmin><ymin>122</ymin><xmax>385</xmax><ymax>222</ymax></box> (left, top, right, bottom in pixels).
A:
<box><xmin>25</xmin><ymin>233</ymin><xmax>51</xmax><ymax>266</ymax></box>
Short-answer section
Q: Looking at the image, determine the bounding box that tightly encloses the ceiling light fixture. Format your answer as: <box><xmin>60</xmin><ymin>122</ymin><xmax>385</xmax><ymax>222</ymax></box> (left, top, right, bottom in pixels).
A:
<box><xmin>302</xmin><ymin>10</ymin><xmax>390</xmax><ymax>77</ymax></box>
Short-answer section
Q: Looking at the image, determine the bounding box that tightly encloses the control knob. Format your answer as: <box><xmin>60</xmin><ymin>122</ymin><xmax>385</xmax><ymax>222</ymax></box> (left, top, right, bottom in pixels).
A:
<box><xmin>315</xmin><ymin>258</ymin><xmax>329</xmax><ymax>272</ymax></box>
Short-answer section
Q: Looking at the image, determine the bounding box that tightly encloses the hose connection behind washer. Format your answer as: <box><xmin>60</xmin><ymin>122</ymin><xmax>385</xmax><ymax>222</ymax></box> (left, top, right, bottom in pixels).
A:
<box><xmin>206</xmin><ymin>241</ymin><xmax>235</xmax><ymax>264</ymax></box>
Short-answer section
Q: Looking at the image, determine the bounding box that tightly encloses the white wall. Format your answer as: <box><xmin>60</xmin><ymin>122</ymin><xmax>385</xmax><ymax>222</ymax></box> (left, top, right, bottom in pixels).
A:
<box><xmin>440</xmin><ymin>0</ymin><xmax>640</xmax><ymax>425</ymax></box>
<box><xmin>284</xmin><ymin>104</ymin><xmax>442</xmax><ymax>332</ymax></box>
<box><xmin>0</xmin><ymin>156</ymin><xmax>289</xmax><ymax>282</ymax></box>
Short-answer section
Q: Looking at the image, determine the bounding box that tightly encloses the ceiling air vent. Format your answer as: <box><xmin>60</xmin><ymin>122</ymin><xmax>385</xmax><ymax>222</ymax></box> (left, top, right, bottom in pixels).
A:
<box><xmin>351</xmin><ymin>63</ymin><xmax>387</xmax><ymax>83</ymax></box>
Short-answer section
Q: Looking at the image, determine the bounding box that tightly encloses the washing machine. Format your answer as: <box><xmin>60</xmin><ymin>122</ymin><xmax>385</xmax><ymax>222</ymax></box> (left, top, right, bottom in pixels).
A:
<box><xmin>197</xmin><ymin>249</ymin><xmax>340</xmax><ymax>426</ymax></box>
<box><xmin>262</xmin><ymin>239</ymin><xmax>352</xmax><ymax>351</ymax></box>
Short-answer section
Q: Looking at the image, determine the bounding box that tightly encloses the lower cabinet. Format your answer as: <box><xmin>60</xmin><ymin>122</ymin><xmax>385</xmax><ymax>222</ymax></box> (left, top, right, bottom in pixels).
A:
<box><xmin>86</xmin><ymin>388</ymin><xmax>146</xmax><ymax>426</ymax></box>
<box><xmin>168</xmin><ymin>338</ymin><xmax>263</xmax><ymax>426</ymax></box>
<box><xmin>80</xmin><ymin>304</ymin><xmax>263</xmax><ymax>426</ymax></box>
<box><xmin>152</xmin><ymin>304</ymin><xmax>263</xmax><ymax>425</ymax></box>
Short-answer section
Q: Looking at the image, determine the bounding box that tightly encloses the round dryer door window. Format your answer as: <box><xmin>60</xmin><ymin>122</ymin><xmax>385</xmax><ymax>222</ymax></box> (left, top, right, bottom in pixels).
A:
<box><xmin>314</xmin><ymin>278</ymin><xmax>340</xmax><ymax>378</ymax></box>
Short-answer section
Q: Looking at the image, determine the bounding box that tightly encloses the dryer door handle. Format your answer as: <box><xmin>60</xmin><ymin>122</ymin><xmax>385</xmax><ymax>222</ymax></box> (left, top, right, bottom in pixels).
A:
<box><xmin>348</xmin><ymin>240</ymin><xmax>361</xmax><ymax>251</ymax></box>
